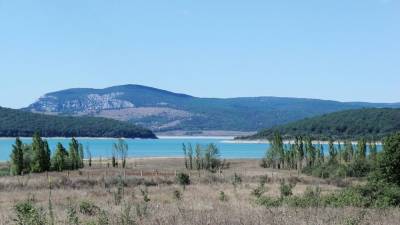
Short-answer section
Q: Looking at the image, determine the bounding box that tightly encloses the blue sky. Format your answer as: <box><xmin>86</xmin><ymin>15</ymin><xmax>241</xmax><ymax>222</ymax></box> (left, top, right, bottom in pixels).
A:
<box><xmin>0</xmin><ymin>0</ymin><xmax>399</xmax><ymax>108</ymax></box>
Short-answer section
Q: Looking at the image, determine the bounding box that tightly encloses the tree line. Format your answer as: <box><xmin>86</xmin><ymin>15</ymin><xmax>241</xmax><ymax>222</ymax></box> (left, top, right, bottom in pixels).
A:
<box><xmin>10</xmin><ymin>133</ymin><xmax>84</xmax><ymax>175</ymax></box>
<box><xmin>248</xmin><ymin>108</ymin><xmax>400</xmax><ymax>141</ymax></box>
<box><xmin>262</xmin><ymin>133</ymin><xmax>379</xmax><ymax>178</ymax></box>
<box><xmin>0</xmin><ymin>106</ymin><xmax>156</xmax><ymax>139</ymax></box>
<box><xmin>257</xmin><ymin>132</ymin><xmax>400</xmax><ymax>208</ymax></box>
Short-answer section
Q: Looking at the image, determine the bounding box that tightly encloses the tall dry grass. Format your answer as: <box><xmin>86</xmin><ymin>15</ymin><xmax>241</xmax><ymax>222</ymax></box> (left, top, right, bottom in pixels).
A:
<box><xmin>0</xmin><ymin>158</ymin><xmax>398</xmax><ymax>225</ymax></box>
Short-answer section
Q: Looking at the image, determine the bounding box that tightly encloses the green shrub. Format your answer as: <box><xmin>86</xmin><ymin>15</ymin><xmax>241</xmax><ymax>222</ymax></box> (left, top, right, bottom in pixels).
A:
<box><xmin>119</xmin><ymin>204</ymin><xmax>136</xmax><ymax>225</ymax></box>
<box><xmin>347</xmin><ymin>160</ymin><xmax>372</xmax><ymax>178</ymax></box>
<box><xmin>135</xmin><ymin>202</ymin><xmax>148</xmax><ymax>218</ymax></box>
<box><xmin>251</xmin><ymin>178</ymin><xmax>267</xmax><ymax>198</ymax></box>
<box><xmin>14</xmin><ymin>201</ymin><xmax>47</xmax><ymax>225</ymax></box>
<box><xmin>251</xmin><ymin>186</ymin><xmax>266</xmax><ymax>198</ymax></box>
<box><xmin>257</xmin><ymin>182</ymin><xmax>400</xmax><ymax>208</ymax></box>
<box><xmin>321</xmin><ymin>188</ymin><xmax>367</xmax><ymax>207</ymax></box>
<box><xmin>259</xmin><ymin>158</ymin><xmax>268</xmax><ymax>168</ymax></box>
<box><xmin>173</xmin><ymin>190</ymin><xmax>182</xmax><ymax>200</ymax></box>
<box><xmin>256</xmin><ymin>196</ymin><xmax>282</xmax><ymax>207</ymax></box>
<box><xmin>303</xmin><ymin>161</ymin><xmax>372</xmax><ymax>179</ymax></box>
<box><xmin>176</xmin><ymin>172</ymin><xmax>190</xmax><ymax>186</ymax></box>
<box><xmin>79</xmin><ymin>201</ymin><xmax>100</xmax><ymax>216</ymax></box>
<box><xmin>97</xmin><ymin>210</ymin><xmax>109</xmax><ymax>225</ymax></box>
<box><xmin>219</xmin><ymin>191</ymin><xmax>228</xmax><ymax>202</ymax></box>
<box><xmin>67</xmin><ymin>201</ymin><xmax>79</xmax><ymax>225</ymax></box>
<box><xmin>279</xmin><ymin>181</ymin><xmax>294</xmax><ymax>197</ymax></box>
<box><xmin>259</xmin><ymin>175</ymin><xmax>270</xmax><ymax>185</ymax></box>
<box><xmin>140</xmin><ymin>188</ymin><xmax>150</xmax><ymax>202</ymax></box>
<box><xmin>0</xmin><ymin>167</ymin><xmax>9</xmax><ymax>177</ymax></box>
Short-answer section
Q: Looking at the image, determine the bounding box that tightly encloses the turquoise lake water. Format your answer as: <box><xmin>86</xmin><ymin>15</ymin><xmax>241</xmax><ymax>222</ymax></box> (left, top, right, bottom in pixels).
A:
<box><xmin>0</xmin><ymin>137</ymin><xmax>381</xmax><ymax>161</ymax></box>
<box><xmin>0</xmin><ymin>137</ymin><xmax>270</xmax><ymax>161</ymax></box>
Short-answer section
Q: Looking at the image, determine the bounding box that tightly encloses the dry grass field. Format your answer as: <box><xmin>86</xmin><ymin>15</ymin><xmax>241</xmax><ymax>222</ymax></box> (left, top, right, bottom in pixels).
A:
<box><xmin>0</xmin><ymin>158</ymin><xmax>399</xmax><ymax>225</ymax></box>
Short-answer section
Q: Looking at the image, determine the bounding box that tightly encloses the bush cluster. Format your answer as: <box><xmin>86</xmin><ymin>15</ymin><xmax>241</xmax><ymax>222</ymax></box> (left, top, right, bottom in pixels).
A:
<box><xmin>257</xmin><ymin>181</ymin><xmax>400</xmax><ymax>208</ymax></box>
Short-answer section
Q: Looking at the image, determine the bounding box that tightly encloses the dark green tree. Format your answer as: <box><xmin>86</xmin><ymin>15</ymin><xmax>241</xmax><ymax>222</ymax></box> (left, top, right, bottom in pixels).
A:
<box><xmin>78</xmin><ymin>144</ymin><xmax>84</xmax><ymax>168</ymax></box>
<box><xmin>337</xmin><ymin>141</ymin><xmax>343</xmax><ymax>163</ymax></box>
<box><xmin>377</xmin><ymin>133</ymin><xmax>400</xmax><ymax>185</ymax></box>
<box><xmin>10</xmin><ymin>137</ymin><xmax>24</xmax><ymax>175</ymax></box>
<box><xmin>356</xmin><ymin>138</ymin><xmax>367</xmax><ymax>161</ymax></box>
<box><xmin>31</xmin><ymin>133</ymin><xmax>46</xmax><ymax>173</ymax></box>
<box><xmin>305</xmin><ymin>137</ymin><xmax>316</xmax><ymax>167</ymax></box>
<box><xmin>52</xmin><ymin>143</ymin><xmax>68</xmax><ymax>171</ymax></box>
<box><xmin>43</xmin><ymin>140</ymin><xmax>51</xmax><ymax>171</ymax></box>
<box><xmin>343</xmin><ymin>140</ymin><xmax>353</xmax><ymax>163</ymax></box>
<box><xmin>369</xmin><ymin>141</ymin><xmax>378</xmax><ymax>163</ymax></box>
<box><xmin>265</xmin><ymin>133</ymin><xmax>284</xmax><ymax>169</ymax></box>
<box><xmin>295</xmin><ymin>136</ymin><xmax>305</xmax><ymax>172</ymax></box>
<box><xmin>68</xmin><ymin>138</ymin><xmax>80</xmax><ymax>170</ymax></box>
<box><xmin>328</xmin><ymin>139</ymin><xmax>337</xmax><ymax>164</ymax></box>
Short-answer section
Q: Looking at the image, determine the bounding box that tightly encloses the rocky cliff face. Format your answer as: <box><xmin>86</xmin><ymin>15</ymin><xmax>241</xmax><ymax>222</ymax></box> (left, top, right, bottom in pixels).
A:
<box><xmin>29</xmin><ymin>92</ymin><xmax>135</xmax><ymax>114</ymax></box>
<box><xmin>26</xmin><ymin>87</ymin><xmax>194</xmax><ymax>131</ymax></box>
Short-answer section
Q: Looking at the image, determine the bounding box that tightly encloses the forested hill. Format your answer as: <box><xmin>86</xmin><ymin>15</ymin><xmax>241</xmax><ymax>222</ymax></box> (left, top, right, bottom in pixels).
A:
<box><xmin>24</xmin><ymin>84</ymin><xmax>400</xmax><ymax>132</ymax></box>
<box><xmin>240</xmin><ymin>108</ymin><xmax>400</xmax><ymax>140</ymax></box>
<box><xmin>0</xmin><ymin>107</ymin><xmax>156</xmax><ymax>138</ymax></box>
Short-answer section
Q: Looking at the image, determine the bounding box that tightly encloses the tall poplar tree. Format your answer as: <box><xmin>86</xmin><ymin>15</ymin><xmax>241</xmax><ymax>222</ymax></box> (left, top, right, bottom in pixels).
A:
<box><xmin>10</xmin><ymin>137</ymin><xmax>24</xmax><ymax>175</ymax></box>
<box><xmin>68</xmin><ymin>138</ymin><xmax>80</xmax><ymax>170</ymax></box>
<box><xmin>368</xmin><ymin>141</ymin><xmax>378</xmax><ymax>163</ymax></box>
<box><xmin>344</xmin><ymin>140</ymin><xmax>354</xmax><ymax>163</ymax></box>
<box><xmin>43</xmin><ymin>140</ymin><xmax>51</xmax><ymax>171</ymax></box>
<box><xmin>31</xmin><ymin>132</ymin><xmax>46</xmax><ymax>172</ymax></box>
<box><xmin>328</xmin><ymin>139</ymin><xmax>337</xmax><ymax>164</ymax></box>
<box><xmin>52</xmin><ymin>143</ymin><xmax>68</xmax><ymax>171</ymax></box>
<box><xmin>356</xmin><ymin>138</ymin><xmax>367</xmax><ymax>161</ymax></box>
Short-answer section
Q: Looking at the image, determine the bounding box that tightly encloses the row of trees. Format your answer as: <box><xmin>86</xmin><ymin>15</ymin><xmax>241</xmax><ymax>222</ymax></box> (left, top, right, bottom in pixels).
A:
<box><xmin>182</xmin><ymin>143</ymin><xmax>228</xmax><ymax>172</ymax></box>
<box><xmin>262</xmin><ymin>133</ymin><xmax>379</xmax><ymax>177</ymax></box>
<box><xmin>10</xmin><ymin>133</ymin><xmax>84</xmax><ymax>175</ymax></box>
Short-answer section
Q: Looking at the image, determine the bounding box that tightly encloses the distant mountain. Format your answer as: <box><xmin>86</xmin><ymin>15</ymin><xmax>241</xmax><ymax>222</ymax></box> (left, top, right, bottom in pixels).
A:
<box><xmin>24</xmin><ymin>84</ymin><xmax>400</xmax><ymax>132</ymax></box>
<box><xmin>0</xmin><ymin>107</ymin><xmax>156</xmax><ymax>138</ymax></box>
<box><xmin>240</xmin><ymin>108</ymin><xmax>400</xmax><ymax>140</ymax></box>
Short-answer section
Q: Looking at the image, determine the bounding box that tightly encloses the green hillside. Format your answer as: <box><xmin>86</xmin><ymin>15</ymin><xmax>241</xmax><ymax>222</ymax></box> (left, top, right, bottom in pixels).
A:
<box><xmin>241</xmin><ymin>108</ymin><xmax>400</xmax><ymax>140</ymax></box>
<box><xmin>0</xmin><ymin>107</ymin><xmax>156</xmax><ymax>138</ymax></box>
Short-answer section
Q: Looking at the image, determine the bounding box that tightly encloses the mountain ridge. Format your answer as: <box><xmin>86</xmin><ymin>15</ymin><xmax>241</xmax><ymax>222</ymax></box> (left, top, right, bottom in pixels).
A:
<box><xmin>24</xmin><ymin>84</ymin><xmax>400</xmax><ymax>132</ymax></box>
